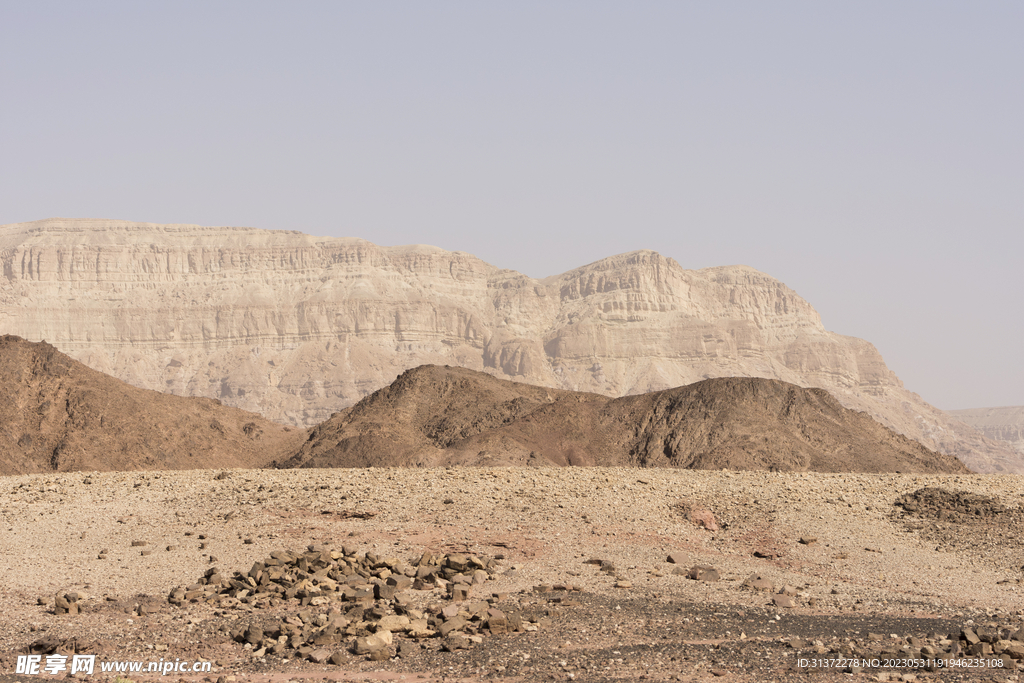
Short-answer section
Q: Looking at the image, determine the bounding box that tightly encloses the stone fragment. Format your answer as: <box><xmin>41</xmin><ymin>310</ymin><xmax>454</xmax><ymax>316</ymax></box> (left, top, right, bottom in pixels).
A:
<box><xmin>742</xmin><ymin>574</ymin><xmax>773</xmax><ymax>592</ymax></box>
<box><xmin>666</xmin><ymin>552</ymin><xmax>686</xmax><ymax>565</ymax></box>
<box><xmin>439</xmin><ymin>617</ymin><xmax>467</xmax><ymax>637</ymax></box>
<box><xmin>690</xmin><ymin>509</ymin><xmax>718</xmax><ymax>531</ymax></box>
<box><xmin>442</xmin><ymin>633</ymin><xmax>473</xmax><ymax>651</ymax></box>
<box><xmin>799</xmin><ymin>536</ymin><xmax>817</xmax><ymax>545</ymax></box>
<box><xmin>377</xmin><ymin>615</ymin><xmax>410</xmax><ymax>632</ymax></box>
<box><xmin>244</xmin><ymin>625</ymin><xmax>263</xmax><ymax>645</ymax></box>
<box><xmin>772</xmin><ymin>595</ymin><xmax>796</xmax><ymax>608</ymax></box>
<box><xmin>687</xmin><ymin>565</ymin><xmax>720</xmax><ymax>582</ymax></box>
<box><xmin>352</xmin><ymin>630</ymin><xmax>392</xmax><ymax>654</ymax></box>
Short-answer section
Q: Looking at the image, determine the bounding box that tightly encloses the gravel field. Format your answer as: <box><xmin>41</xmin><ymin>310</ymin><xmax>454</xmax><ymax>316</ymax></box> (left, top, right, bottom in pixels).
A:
<box><xmin>1</xmin><ymin>467</ymin><xmax>1023</xmax><ymax>682</ymax></box>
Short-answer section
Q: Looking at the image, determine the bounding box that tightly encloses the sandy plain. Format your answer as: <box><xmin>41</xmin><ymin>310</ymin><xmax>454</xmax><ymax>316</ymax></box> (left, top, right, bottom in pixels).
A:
<box><xmin>1</xmin><ymin>467</ymin><xmax>1023</xmax><ymax>683</ymax></box>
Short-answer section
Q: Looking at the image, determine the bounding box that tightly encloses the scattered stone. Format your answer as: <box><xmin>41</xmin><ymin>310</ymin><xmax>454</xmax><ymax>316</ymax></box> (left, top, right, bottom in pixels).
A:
<box><xmin>772</xmin><ymin>595</ymin><xmax>796</xmax><ymax>608</ymax></box>
<box><xmin>691</xmin><ymin>509</ymin><xmax>719</xmax><ymax>531</ymax></box>
<box><xmin>798</xmin><ymin>536</ymin><xmax>817</xmax><ymax>545</ymax></box>
<box><xmin>666</xmin><ymin>553</ymin><xmax>686</xmax><ymax>565</ymax></box>
<box><xmin>742</xmin><ymin>574</ymin><xmax>773</xmax><ymax>592</ymax></box>
<box><xmin>686</xmin><ymin>565</ymin><xmax>720</xmax><ymax>582</ymax></box>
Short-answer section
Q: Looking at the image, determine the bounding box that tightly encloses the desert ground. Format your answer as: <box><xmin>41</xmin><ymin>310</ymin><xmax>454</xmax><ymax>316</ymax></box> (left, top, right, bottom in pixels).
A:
<box><xmin>1</xmin><ymin>467</ymin><xmax>1023</xmax><ymax>683</ymax></box>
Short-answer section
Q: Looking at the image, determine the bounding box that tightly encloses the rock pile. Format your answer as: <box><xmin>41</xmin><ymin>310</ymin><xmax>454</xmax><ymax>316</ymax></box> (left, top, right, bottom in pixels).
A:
<box><xmin>895</xmin><ymin>487</ymin><xmax>1015</xmax><ymax>522</ymax></box>
<box><xmin>955</xmin><ymin>625</ymin><xmax>1024</xmax><ymax>660</ymax></box>
<box><xmin>802</xmin><ymin>622</ymin><xmax>1024</xmax><ymax>671</ymax></box>
<box><xmin>167</xmin><ymin>545</ymin><xmax>544</xmax><ymax>661</ymax></box>
<box><xmin>51</xmin><ymin>592</ymin><xmax>84</xmax><ymax>615</ymax></box>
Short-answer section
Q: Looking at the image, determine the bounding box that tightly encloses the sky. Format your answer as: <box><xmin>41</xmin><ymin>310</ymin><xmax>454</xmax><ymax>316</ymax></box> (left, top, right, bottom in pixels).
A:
<box><xmin>1</xmin><ymin>2</ymin><xmax>1021</xmax><ymax>410</ymax></box>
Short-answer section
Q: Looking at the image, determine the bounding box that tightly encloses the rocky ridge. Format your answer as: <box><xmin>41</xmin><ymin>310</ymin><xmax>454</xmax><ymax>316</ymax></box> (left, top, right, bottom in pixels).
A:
<box><xmin>1</xmin><ymin>218</ymin><xmax>1019</xmax><ymax>473</ymax></box>
<box><xmin>284</xmin><ymin>365</ymin><xmax>969</xmax><ymax>474</ymax></box>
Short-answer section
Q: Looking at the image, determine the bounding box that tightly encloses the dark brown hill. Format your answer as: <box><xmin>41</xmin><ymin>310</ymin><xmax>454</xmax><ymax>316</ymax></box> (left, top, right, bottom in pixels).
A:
<box><xmin>282</xmin><ymin>365</ymin><xmax>969</xmax><ymax>473</ymax></box>
<box><xmin>0</xmin><ymin>335</ymin><xmax>307</xmax><ymax>474</ymax></box>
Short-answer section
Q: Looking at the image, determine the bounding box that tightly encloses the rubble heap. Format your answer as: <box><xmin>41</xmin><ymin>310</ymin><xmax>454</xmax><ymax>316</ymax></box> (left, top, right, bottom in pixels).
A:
<box><xmin>809</xmin><ymin>623</ymin><xmax>1024</xmax><ymax>671</ymax></box>
<box><xmin>167</xmin><ymin>545</ymin><xmax>544</xmax><ymax>661</ymax></box>
<box><xmin>894</xmin><ymin>487</ymin><xmax>1013</xmax><ymax>522</ymax></box>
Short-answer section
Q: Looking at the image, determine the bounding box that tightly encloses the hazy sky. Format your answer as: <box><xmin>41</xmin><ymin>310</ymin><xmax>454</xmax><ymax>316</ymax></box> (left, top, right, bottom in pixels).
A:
<box><xmin>1</xmin><ymin>2</ymin><xmax>1021</xmax><ymax>410</ymax></box>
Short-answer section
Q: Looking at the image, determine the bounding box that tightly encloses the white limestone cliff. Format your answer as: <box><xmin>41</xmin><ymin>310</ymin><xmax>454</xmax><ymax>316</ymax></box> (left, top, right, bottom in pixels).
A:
<box><xmin>2</xmin><ymin>218</ymin><xmax>1019</xmax><ymax>473</ymax></box>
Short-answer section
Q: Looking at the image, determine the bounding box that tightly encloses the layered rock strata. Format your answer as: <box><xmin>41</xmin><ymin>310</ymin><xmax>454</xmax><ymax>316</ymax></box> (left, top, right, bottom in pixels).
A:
<box><xmin>1</xmin><ymin>218</ymin><xmax>1019</xmax><ymax>472</ymax></box>
<box><xmin>949</xmin><ymin>406</ymin><xmax>1024</xmax><ymax>456</ymax></box>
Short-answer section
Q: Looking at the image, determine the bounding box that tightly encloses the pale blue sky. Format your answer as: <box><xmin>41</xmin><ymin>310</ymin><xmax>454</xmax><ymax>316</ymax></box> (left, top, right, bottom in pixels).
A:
<box><xmin>1</xmin><ymin>2</ymin><xmax>1021</xmax><ymax>409</ymax></box>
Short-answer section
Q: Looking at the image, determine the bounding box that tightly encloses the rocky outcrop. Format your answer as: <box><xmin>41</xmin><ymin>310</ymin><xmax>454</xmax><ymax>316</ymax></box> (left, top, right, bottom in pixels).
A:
<box><xmin>1</xmin><ymin>218</ymin><xmax>1019</xmax><ymax>472</ymax></box>
<box><xmin>948</xmin><ymin>407</ymin><xmax>1024</xmax><ymax>456</ymax></box>
<box><xmin>282</xmin><ymin>365</ymin><xmax>969</xmax><ymax>474</ymax></box>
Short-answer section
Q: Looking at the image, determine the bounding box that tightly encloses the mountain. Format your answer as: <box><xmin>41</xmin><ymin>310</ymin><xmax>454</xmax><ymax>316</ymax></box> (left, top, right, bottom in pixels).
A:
<box><xmin>281</xmin><ymin>365</ymin><xmax>968</xmax><ymax>473</ymax></box>
<box><xmin>948</xmin><ymin>407</ymin><xmax>1024</xmax><ymax>456</ymax></box>
<box><xmin>0</xmin><ymin>335</ymin><xmax>307</xmax><ymax>474</ymax></box>
<box><xmin>1</xmin><ymin>218</ymin><xmax>1019</xmax><ymax>472</ymax></box>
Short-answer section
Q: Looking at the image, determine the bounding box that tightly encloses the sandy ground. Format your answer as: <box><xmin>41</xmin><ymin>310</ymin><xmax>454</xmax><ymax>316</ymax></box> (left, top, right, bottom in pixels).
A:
<box><xmin>1</xmin><ymin>467</ymin><xmax>1023</xmax><ymax>683</ymax></box>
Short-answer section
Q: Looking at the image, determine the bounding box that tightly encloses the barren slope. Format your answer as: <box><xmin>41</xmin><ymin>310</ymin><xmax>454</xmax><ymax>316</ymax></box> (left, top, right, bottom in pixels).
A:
<box><xmin>1</xmin><ymin>218</ymin><xmax>1018</xmax><ymax>472</ymax></box>
<box><xmin>0</xmin><ymin>335</ymin><xmax>307</xmax><ymax>474</ymax></box>
<box><xmin>283</xmin><ymin>365</ymin><xmax>968</xmax><ymax>474</ymax></box>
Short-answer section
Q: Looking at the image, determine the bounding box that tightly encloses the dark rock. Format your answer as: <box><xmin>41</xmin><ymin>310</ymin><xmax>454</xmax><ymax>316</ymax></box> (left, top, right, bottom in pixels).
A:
<box><xmin>686</xmin><ymin>565</ymin><xmax>720</xmax><ymax>582</ymax></box>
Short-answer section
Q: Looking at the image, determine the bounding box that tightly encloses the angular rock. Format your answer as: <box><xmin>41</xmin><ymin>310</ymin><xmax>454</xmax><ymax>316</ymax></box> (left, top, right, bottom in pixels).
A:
<box><xmin>691</xmin><ymin>509</ymin><xmax>719</xmax><ymax>531</ymax></box>
<box><xmin>773</xmin><ymin>595</ymin><xmax>796</xmax><ymax>608</ymax></box>
<box><xmin>687</xmin><ymin>565</ymin><xmax>720</xmax><ymax>582</ymax></box>
<box><xmin>438</xmin><ymin>617</ymin><xmax>467</xmax><ymax>637</ymax></box>
<box><xmin>352</xmin><ymin>630</ymin><xmax>392</xmax><ymax>655</ymax></box>
<box><xmin>742</xmin><ymin>574</ymin><xmax>773</xmax><ymax>592</ymax></box>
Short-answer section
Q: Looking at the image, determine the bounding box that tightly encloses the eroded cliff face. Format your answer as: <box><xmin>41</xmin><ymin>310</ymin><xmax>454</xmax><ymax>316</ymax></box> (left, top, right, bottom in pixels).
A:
<box><xmin>1</xmin><ymin>218</ymin><xmax>1019</xmax><ymax>472</ymax></box>
<box><xmin>948</xmin><ymin>407</ymin><xmax>1024</xmax><ymax>456</ymax></box>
